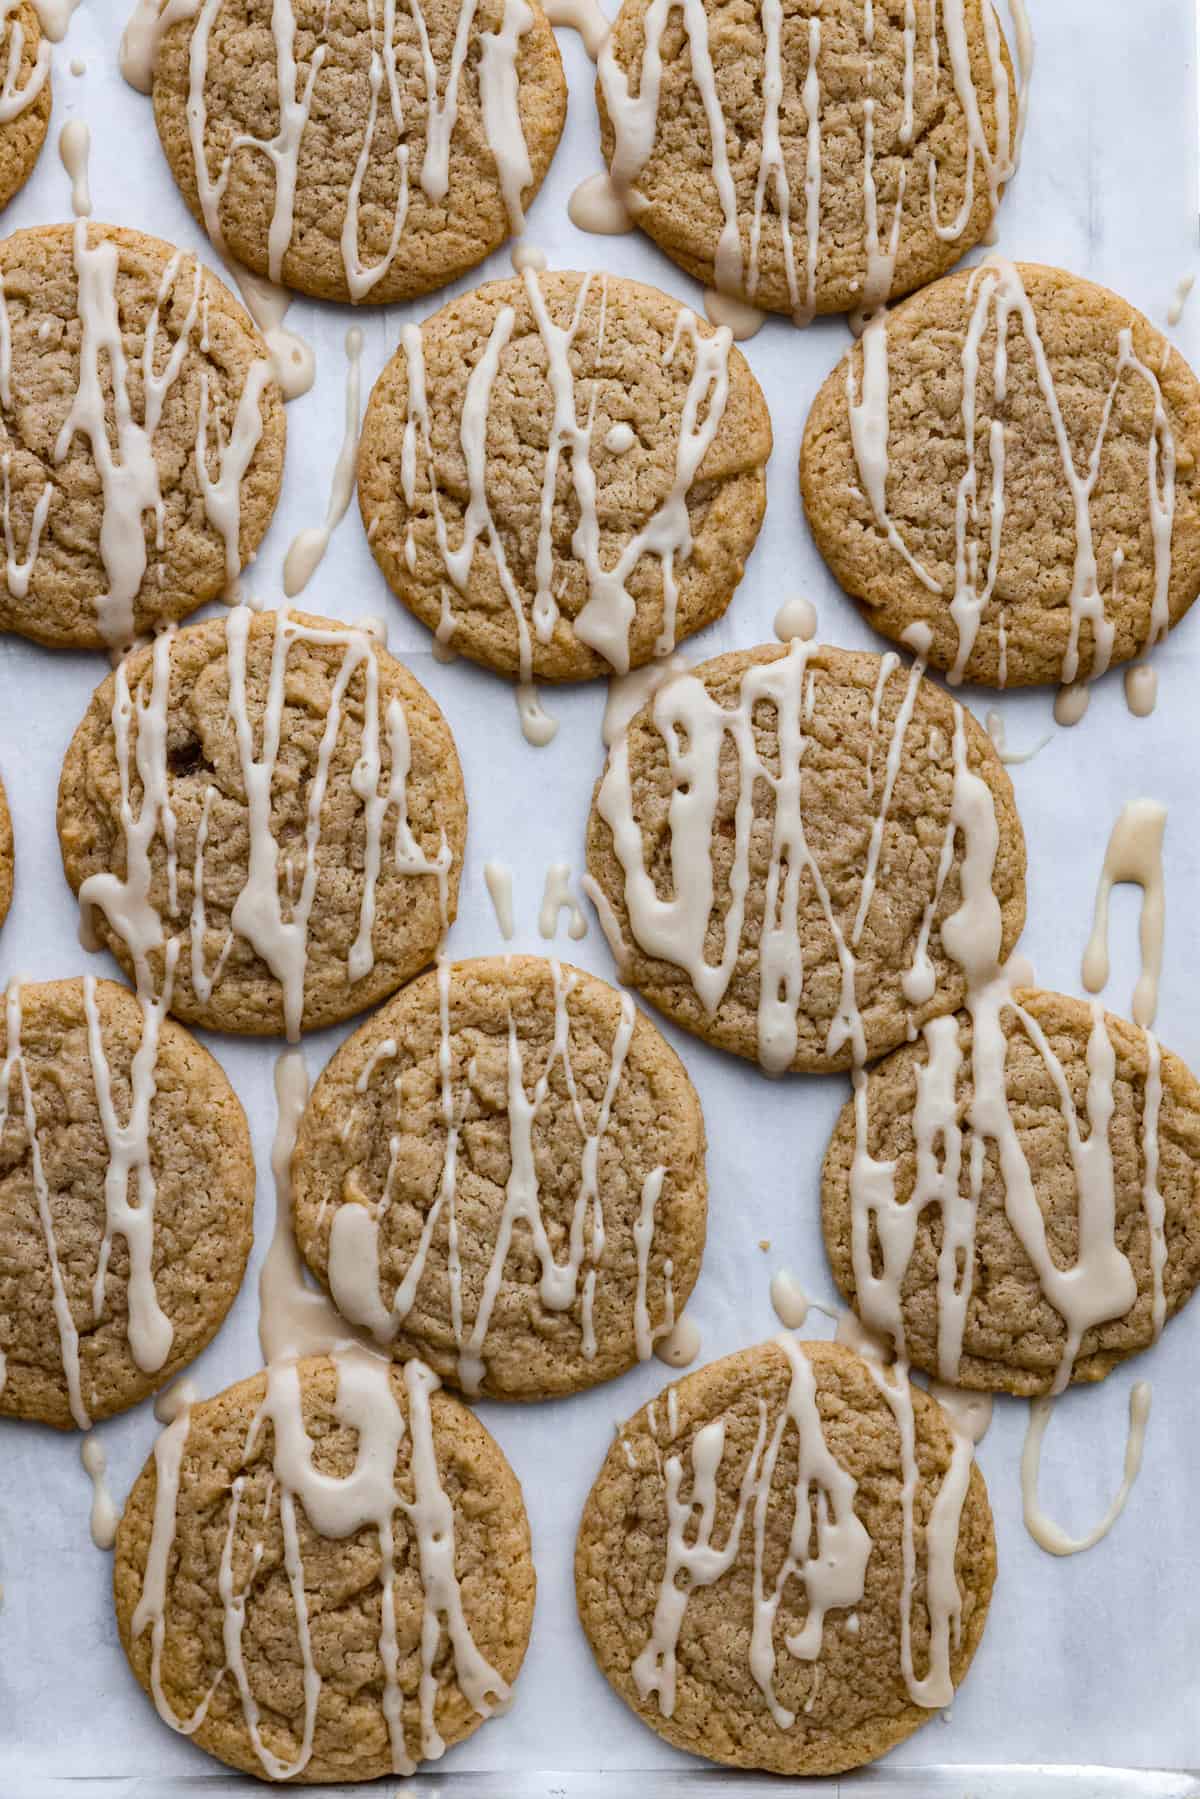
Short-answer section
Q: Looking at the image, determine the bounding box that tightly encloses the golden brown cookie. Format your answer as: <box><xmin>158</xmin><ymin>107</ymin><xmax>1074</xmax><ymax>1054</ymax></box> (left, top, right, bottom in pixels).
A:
<box><xmin>822</xmin><ymin>987</ymin><xmax>1200</xmax><ymax>1394</ymax></box>
<box><xmin>57</xmin><ymin>609</ymin><xmax>466</xmax><ymax>1038</ymax></box>
<box><xmin>292</xmin><ymin>955</ymin><xmax>708</xmax><ymax>1399</ymax></box>
<box><xmin>801</xmin><ymin>261</ymin><xmax>1200</xmax><ymax>687</ymax></box>
<box><xmin>575</xmin><ymin>1338</ymin><xmax>995</xmax><ymax>1774</ymax></box>
<box><xmin>585</xmin><ymin>641</ymin><xmax>1026</xmax><ymax>1073</ymax></box>
<box><xmin>0</xmin><ymin>976</ymin><xmax>254</xmax><ymax>1430</ymax></box>
<box><xmin>0</xmin><ymin>768</ymin><xmax>11</xmax><ymax>929</ymax></box>
<box><xmin>148</xmin><ymin>0</ymin><xmax>568</xmax><ymax>305</ymax></box>
<box><xmin>596</xmin><ymin>0</ymin><xmax>1019</xmax><ymax>322</ymax></box>
<box><xmin>0</xmin><ymin>223</ymin><xmax>285</xmax><ymax>650</ymax></box>
<box><xmin>0</xmin><ymin>3</ymin><xmax>51</xmax><ymax>212</ymax></box>
<box><xmin>113</xmin><ymin>1352</ymin><xmax>536</xmax><ymax>1781</ymax></box>
<box><xmin>358</xmin><ymin>271</ymin><xmax>772</xmax><ymax>680</ymax></box>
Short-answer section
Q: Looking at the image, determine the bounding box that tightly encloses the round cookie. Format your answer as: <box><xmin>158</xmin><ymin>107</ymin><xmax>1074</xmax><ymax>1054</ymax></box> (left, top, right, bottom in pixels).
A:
<box><xmin>358</xmin><ymin>271</ymin><xmax>772</xmax><ymax>681</ymax></box>
<box><xmin>292</xmin><ymin>955</ymin><xmax>708</xmax><ymax>1399</ymax></box>
<box><xmin>0</xmin><ymin>223</ymin><xmax>285</xmax><ymax>650</ymax></box>
<box><xmin>0</xmin><ymin>769</ymin><xmax>11</xmax><ymax>929</ymax></box>
<box><xmin>801</xmin><ymin>261</ymin><xmax>1200</xmax><ymax>687</ymax></box>
<box><xmin>585</xmin><ymin>641</ymin><xmax>1026</xmax><ymax>1073</ymax></box>
<box><xmin>0</xmin><ymin>976</ymin><xmax>254</xmax><ymax>1430</ymax></box>
<box><xmin>575</xmin><ymin>1338</ymin><xmax>996</xmax><ymax>1775</ymax></box>
<box><xmin>0</xmin><ymin>3</ymin><xmax>51</xmax><ymax>212</ymax></box>
<box><xmin>114</xmin><ymin>1352</ymin><xmax>535</xmax><ymax>1781</ymax></box>
<box><xmin>596</xmin><ymin>0</ymin><xmax>1020</xmax><ymax>322</ymax></box>
<box><xmin>822</xmin><ymin>987</ymin><xmax>1200</xmax><ymax>1395</ymax></box>
<box><xmin>148</xmin><ymin>0</ymin><xmax>568</xmax><ymax>305</ymax></box>
<box><xmin>57</xmin><ymin>609</ymin><xmax>466</xmax><ymax>1038</ymax></box>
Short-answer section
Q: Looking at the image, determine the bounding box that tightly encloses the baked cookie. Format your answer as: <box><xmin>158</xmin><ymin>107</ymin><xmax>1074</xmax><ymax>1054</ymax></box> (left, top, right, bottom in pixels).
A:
<box><xmin>0</xmin><ymin>975</ymin><xmax>254</xmax><ymax>1430</ymax></box>
<box><xmin>114</xmin><ymin>1350</ymin><xmax>535</xmax><ymax>1781</ymax></box>
<box><xmin>0</xmin><ymin>769</ymin><xmax>11</xmax><ymax>929</ymax></box>
<box><xmin>585</xmin><ymin>641</ymin><xmax>1026</xmax><ymax>1073</ymax></box>
<box><xmin>823</xmin><ymin>987</ymin><xmax>1200</xmax><ymax>1395</ymax></box>
<box><xmin>801</xmin><ymin>260</ymin><xmax>1200</xmax><ymax>687</ymax></box>
<box><xmin>0</xmin><ymin>2</ymin><xmax>51</xmax><ymax>212</ymax></box>
<box><xmin>292</xmin><ymin>955</ymin><xmax>708</xmax><ymax>1399</ymax></box>
<box><xmin>596</xmin><ymin>0</ymin><xmax>1021</xmax><ymax>323</ymax></box>
<box><xmin>57</xmin><ymin>609</ymin><xmax>466</xmax><ymax>1039</ymax></box>
<box><xmin>358</xmin><ymin>271</ymin><xmax>772</xmax><ymax>680</ymax></box>
<box><xmin>145</xmin><ymin>0</ymin><xmax>568</xmax><ymax>305</ymax></box>
<box><xmin>576</xmin><ymin>1337</ymin><xmax>995</xmax><ymax>1775</ymax></box>
<box><xmin>0</xmin><ymin>224</ymin><xmax>286</xmax><ymax>650</ymax></box>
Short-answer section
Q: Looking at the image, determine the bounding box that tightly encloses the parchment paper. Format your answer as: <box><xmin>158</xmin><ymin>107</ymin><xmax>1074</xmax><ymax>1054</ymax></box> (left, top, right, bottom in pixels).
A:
<box><xmin>1</xmin><ymin>0</ymin><xmax>1197</xmax><ymax>1787</ymax></box>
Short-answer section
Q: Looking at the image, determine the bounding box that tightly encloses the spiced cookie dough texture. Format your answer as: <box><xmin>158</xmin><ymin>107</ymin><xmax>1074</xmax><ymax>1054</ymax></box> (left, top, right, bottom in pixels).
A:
<box><xmin>0</xmin><ymin>1</ymin><xmax>51</xmax><ymax>213</ymax></box>
<box><xmin>596</xmin><ymin>0</ymin><xmax>1024</xmax><ymax>322</ymax></box>
<box><xmin>292</xmin><ymin>955</ymin><xmax>708</xmax><ymax>1399</ymax></box>
<box><xmin>57</xmin><ymin>609</ymin><xmax>466</xmax><ymax>1038</ymax></box>
<box><xmin>823</xmin><ymin>987</ymin><xmax>1200</xmax><ymax>1395</ymax></box>
<box><xmin>802</xmin><ymin>261</ymin><xmax>1200</xmax><ymax>687</ymax></box>
<box><xmin>143</xmin><ymin>0</ymin><xmax>569</xmax><ymax>305</ymax></box>
<box><xmin>576</xmin><ymin>1338</ymin><xmax>996</xmax><ymax>1775</ymax></box>
<box><xmin>0</xmin><ymin>223</ymin><xmax>285</xmax><ymax>650</ymax></box>
<box><xmin>358</xmin><ymin>270</ymin><xmax>772</xmax><ymax>680</ymax></box>
<box><xmin>585</xmin><ymin>641</ymin><xmax>1026</xmax><ymax>1073</ymax></box>
<box><xmin>114</xmin><ymin>1351</ymin><xmax>535</xmax><ymax>1781</ymax></box>
<box><xmin>0</xmin><ymin>976</ymin><xmax>254</xmax><ymax>1430</ymax></box>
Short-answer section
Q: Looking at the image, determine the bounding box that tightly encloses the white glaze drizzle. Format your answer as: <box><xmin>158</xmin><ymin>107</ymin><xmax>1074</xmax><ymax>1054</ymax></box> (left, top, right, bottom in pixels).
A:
<box><xmin>131</xmin><ymin>1340</ymin><xmax>507</xmax><ymax>1775</ymax></box>
<box><xmin>282</xmin><ymin>327</ymin><xmax>363</xmax><ymax>595</ymax></box>
<box><xmin>484</xmin><ymin>859</ymin><xmax>515</xmax><ymax>940</ymax></box>
<box><xmin>633</xmin><ymin>1336</ymin><xmax>876</xmax><ymax>1726</ymax></box>
<box><xmin>1124</xmin><ymin>663</ymin><xmax>1158</xmax><ymax>718</ymax></box>
<box><xmin>327</xmin><ymin>960</ymin><xmax>670</xmax><ymax>1391</ymax></box>
<box><xmin>79</xmin><ymin>611</ymin><xmax>452</xmax><ymax>1044</ymax></box>
<box><xmin>0</xmin><ymin>970</ymin><xmax>182</xmax><ymax>1430</ymax></box>
<box><xmin>0</xmin><ymin>0</ymin><xmax>50</xmax><ymax>118</ymax></box>
<box><xmin>3</xmin><ymin>125</ymin><xmax>274</xmax><ymax>642</ymax></box>
<box><xmin>845</xmin><ymin>701</ymin><xmax>1158</xmax><ymax>1561</ymax></box>
<box><xmin>773</xmin><ymin>595</ymin><xmax>817</xmax><ymax>643</ymax></box>
<box><xmin>598</xmin><ymin>0</ymin><xmax>1031</xmax><ymax>321</ymax></box>
<box><xmin>703</xmin><ymin>289</ymin><xmax>765</xmax><ymax>341</ymax></box>
<box><xmin>1082</xmin><ymin>799</ymin><xmax>1167</xmax><ymax>1028</ymax></box>
<box><xmin>567</xmin><ymin>171</ymin><xmax>635</xmax><ymax>234</ymax></box>
<box><xmin>847</xmin><ymin>260</ymin><xmax>1177</xmax><ymax>687</ymax></box>
<box><xmin>228</xmin><ymin>263</ymin><xmax>314</xmax><ymax>402</ymax></box>
<box><xmin>538</xmin><ymin>862</ymin><xmax>588</xmax><ymax>941</ymax></box>
<box><xmin>1167</xmin><ymin>274</ymin><xmax>1194</xmax><ymax>328</ymax></box>
<box><xmin>391</xmin><ymin>273</ymin><xmax>732</xmax><ymax>683</ymax></box>
<box><xmin>157</xmin><ymin>0</ymin><xmax>534</xmax><ymax>293</ymax></box>
<box><xmin>31</xmin><ymin>0</ymin><xmax>80</xmax><ymax>40</ymax></box>
<box><xmin>543</xmin><ymin>0</ymin><xmax>608</xmax><ymax>58</ymax></box>
<box><xmin>594</xmin><ymin>639</ymin><xmax>963</xmax><ymax>1075</ymax></box>
<box><xmin>132</xmin><ymin>1035</ymin><xmax>507</xmax><ymax>1777</ymax></box>
<box><xmin>80</xmin><ymin>1434</ymin><xmax>119</xmax><ymax>1549</ymax></box>
<box><xmin>1021</xmin><ymin>1381</ymin><xmax>1151</xmax><ymax>1556</ymax></box>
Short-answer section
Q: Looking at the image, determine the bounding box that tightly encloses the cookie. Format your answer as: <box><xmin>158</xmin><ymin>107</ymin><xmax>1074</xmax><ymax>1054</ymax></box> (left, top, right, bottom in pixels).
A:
<box><xmin>146</xmin><ymin>0</ymin><xmax>568</xmax><ymax>305</ymax></box>
<box><xmin>114</xmin><ymin>1350</ymin><xmax>535</xmax><ymax>1781</ymax></box>
<box><xmin>585</xmin><ymin>641</ymin><xmax>1026</xmax><ymax>1073</ymax></box>
<box><xmin>0</xmin><ymin>975</ymin><xmax>254</xmax><ymax>1430</ymax></box>
<box><xmin>0</xmin><ymin>2</ymin><xmax>51</xmax><ymax>213</ymax></box>
<box><xmin>57</xmin><ymin>609</ymin><xmax>466</xmax><ymax>1038</ymax></box>
<box><xmin>0</xmin><ymin>223</ymin><xmax>286</xmax><ymax>650</ymax></box>
<box><xmin>358</xmin><ymin>271</ymin><xmax>772</xmax><ymax>681</ymax></box>
<box><xmin>801</xmin><ymin>260</ymin><xmax>1200</xmax><ymax>687</ymax></box>
<box><xmin>596</xmin><ymin>0</ymin><xmax>1020</xmax><ymax>323</ymax></box>
<box><xmin>822</xmin><ymin>986</ymin><xmax>1200</xmax><ymax>1395</ymax></box>
<box><xmin>575</xmin><ymin>1337</ymin><xmax>995</xmax><ymax>1775</ymax></box>
<box><xmin>292</xmin><ymin>955</ymin><xmax>708</xmax><ymax>1399</ymax></box>
<box><xmin>0</xmin><ymin>769</ymin><xmax>11</xmax><ymax>930</ymax></box>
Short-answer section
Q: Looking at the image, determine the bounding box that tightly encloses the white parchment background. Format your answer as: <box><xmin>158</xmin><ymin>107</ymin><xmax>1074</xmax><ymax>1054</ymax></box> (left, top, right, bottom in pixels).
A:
<box><xmin>0</xmin><ymin>0</ymin><xmax>1197</xmax><ymax>1786</ymax></box>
